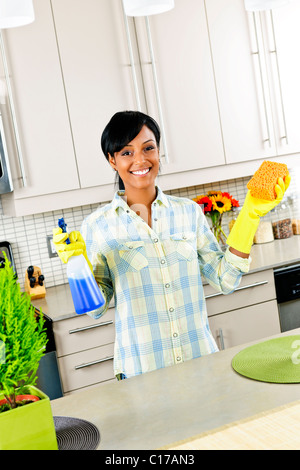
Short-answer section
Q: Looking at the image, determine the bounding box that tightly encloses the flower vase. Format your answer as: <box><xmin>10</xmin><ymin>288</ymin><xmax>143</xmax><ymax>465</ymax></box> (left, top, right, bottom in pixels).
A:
<box><xmin>210</xmin><ymin>213</ymin><xmax>227</xmax><ymax>246</ymax></box>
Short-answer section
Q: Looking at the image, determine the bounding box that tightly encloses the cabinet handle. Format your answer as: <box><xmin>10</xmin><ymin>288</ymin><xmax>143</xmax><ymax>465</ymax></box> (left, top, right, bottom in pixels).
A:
<box><xmin>75</xmin><ymin>355</ymin><xmax>114</xmax><ymax>370</ymax></box>
<box><xmin>122</xmin><ymin>1</ymin><xmax>142</xmax><ymax>111</ymax></box>
<box><xmin>205</xmin><ymin>280</ymin><xmax>268</xmax><ymax>299</ymax></box>
<box><xmin>268</xmin><ymin>11</ymin><xmax>288</xmax><ymax>145</ymax></box>
<box><xmin>69</xmin><ymin>320</ymin><xmax>113</xmax><ymax>335</ymax></box>
<box><xmin>0</xmin><ymin>31</ymin><xmax>27</xmax><ymax>187</ymax></box>
<box><xmin>248</xmin><ymin>12</ymin><xmax>272</xmax><ymax>148</ymax></box>
<box><xmin>217</xmin><ymin>328</ymin><xmax>225</xmax><ymax>351</ymax></box>
<box><xmin>144</xmin><ymin>16</ymin><xmax>169</xmax><ymax>164</ymax></box>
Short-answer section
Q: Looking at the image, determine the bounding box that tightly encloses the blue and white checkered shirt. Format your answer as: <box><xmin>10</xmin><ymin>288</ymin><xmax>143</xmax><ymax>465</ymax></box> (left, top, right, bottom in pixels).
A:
<box><xmin>81</xmin><ymin>186</ymin><xmax>250</xmax><ymax>379</ymax></box>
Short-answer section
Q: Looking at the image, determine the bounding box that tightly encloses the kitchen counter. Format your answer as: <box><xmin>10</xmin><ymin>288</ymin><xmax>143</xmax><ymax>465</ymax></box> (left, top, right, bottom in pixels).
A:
<box><xmin>33</xmin><ymin>236</ymin><xmax>300</xmax><ymax>322</ymax></box>
<box><xmin>50</xmin><ymin>329</ymin><xmax>300</xmax><ymax>450</ymax></box>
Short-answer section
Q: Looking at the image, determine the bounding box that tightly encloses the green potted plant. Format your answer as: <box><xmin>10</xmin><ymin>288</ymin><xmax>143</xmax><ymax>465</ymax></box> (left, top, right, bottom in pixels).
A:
<box><xmin>0</xmin><ymin>253</ymin><xmax>58</xmax><ymax>450</ymax></box>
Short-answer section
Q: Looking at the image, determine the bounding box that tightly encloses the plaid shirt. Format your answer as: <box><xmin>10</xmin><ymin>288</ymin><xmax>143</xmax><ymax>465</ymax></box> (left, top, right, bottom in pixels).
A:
<box><xmin>81</xmin><ymin>186</ymin><xmax>250</xmax><ymax>378</ymax></box>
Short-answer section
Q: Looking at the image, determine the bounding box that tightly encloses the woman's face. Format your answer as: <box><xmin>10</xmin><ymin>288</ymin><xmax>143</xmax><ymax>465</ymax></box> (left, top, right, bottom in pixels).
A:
<box><xmin>108</xmin><ymin>125</ymin><xmax>160</xmax><ymax>193</ymax></box>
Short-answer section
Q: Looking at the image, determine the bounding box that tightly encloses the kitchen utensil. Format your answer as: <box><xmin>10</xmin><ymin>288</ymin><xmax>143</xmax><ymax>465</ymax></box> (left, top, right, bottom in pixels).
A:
<box><xmin>24</xmin><ymin>265</ymin><xmax>46</xmax><ymax>299</ymax></box>
<box><xmin>232</xmin><ymin>335</ymin><xmax>300</xmax><ymax>383</ymax></box>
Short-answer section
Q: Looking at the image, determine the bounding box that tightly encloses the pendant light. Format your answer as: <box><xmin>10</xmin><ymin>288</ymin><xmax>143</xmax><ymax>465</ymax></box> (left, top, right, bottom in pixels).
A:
<box><xmin>123</xmin><ymin>0</ymin><xmax>174</xmax><ymax>17</ymax></box>
<box><xmin>0</xmin><ymin>0</ymin><xmax>35</xmax><ymax>29</ymax></box>
<box><xmin>244</xmin><ymin>0</ymin><xmax>293</xmax><ymax>11</ymax></box>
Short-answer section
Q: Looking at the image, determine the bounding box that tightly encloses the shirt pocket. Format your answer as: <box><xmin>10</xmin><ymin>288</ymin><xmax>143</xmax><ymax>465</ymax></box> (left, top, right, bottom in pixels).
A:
<box><xmin>118</xmin><ymin>241</ymin><xmax>149</xmax><ymax>272</ymax></box>
<box><xmin>170</xmin><ymin>232</ymin><xmax>197</xmax><ymax>262</ymax></box>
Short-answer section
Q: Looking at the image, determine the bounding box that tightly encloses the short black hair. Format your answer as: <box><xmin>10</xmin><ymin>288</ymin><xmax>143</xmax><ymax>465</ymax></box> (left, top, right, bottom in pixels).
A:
<box><xmin>101</xmin><ymin>111</ymin><xmax>160</xmax><ymax>190</ymax></box>
<box><xmin>101</xmin><ymin>110</ymin><xmax>160</xmax><ymax>158</ymax></box>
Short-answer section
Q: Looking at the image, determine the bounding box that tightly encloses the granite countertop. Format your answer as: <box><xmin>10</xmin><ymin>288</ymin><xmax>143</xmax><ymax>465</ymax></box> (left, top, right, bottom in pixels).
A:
<box><xmin>50</xmin><ymin>329</ymin><xmax>300</xmax><ymax>450</ymax></box>
<box><xmin>32</xmin><ymin>236</ymin><xmax>300</xmax><ymax>322</ymax></box>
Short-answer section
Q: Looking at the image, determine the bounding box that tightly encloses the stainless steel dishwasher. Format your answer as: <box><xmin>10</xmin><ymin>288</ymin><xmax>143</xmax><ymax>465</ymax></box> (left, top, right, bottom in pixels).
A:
<box><xmin>274</xmin><ymin>264</ymin><xmax>300</xmax><ymax>332</ymax></box>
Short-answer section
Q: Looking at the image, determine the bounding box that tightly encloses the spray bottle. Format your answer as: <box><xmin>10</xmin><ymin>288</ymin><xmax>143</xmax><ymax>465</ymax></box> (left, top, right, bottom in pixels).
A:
<box><xmin>58</xmin><ymin>218</ymin><xmax>105</xmax><ymax>315</ymax></box>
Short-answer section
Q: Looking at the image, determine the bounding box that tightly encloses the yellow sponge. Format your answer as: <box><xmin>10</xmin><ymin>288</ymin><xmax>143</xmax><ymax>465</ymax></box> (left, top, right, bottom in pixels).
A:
<box><xmin>247</xmin><ymin>161</ymin><xmax>289</xmax><ymax>200</ymax></box>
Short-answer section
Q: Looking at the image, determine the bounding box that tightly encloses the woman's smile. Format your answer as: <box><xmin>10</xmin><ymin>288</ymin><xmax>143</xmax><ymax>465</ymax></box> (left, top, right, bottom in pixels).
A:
<box><xmin>130</xmin><ymin>167</ymin><xmax>151</xmax><ymax>176</ymax></box>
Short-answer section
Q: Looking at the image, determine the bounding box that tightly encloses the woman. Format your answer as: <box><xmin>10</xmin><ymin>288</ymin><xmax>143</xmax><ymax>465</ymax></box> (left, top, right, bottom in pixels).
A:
<box><xmin>53</xmin><ymin>111</ymin><xmax>290</xmax><ymax>380</ymax></box>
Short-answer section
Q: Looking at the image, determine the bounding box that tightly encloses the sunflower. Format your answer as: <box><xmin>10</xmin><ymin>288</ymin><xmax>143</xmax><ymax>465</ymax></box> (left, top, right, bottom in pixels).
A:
<box><xmin>211</xmin><ymin>194</ymin><xmax>232</xmax><ymax>214</ymax></box>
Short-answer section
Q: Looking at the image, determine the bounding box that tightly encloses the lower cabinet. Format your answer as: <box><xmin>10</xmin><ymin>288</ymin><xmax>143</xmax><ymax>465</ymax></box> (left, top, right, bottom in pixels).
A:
<box><xmin>208</xmin><ymin>300</ymin><xmax>280</xmax><ymax>350</ymax></box>
<box><xmin>53</xmin><ymin>308</ymin><xmax>116</xmax><ymax>394</ymax></box>
<box><xmin>205</xmin><ymin>268</ymin><xmax>281</xmax><ymax>350</ymax></box>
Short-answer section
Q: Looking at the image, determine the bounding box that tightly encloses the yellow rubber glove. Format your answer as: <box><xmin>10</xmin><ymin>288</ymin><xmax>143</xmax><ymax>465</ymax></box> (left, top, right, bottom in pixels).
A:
<box><xmin>226</xmin><ymin>174</ymin><xmax>291</xmax><ymax>254</ymax></box>
<box><xmin>52</xmin><ymin>228</ymin><xmax>93</xmax><ymax>271</ymax></box>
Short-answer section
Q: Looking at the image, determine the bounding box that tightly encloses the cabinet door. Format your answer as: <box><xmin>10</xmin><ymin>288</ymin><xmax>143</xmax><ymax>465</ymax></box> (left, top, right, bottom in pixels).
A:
<box><xmin>206</xmin><ymin>0</ymin><xmax>277</xmax><ymax>164</ymax></box>
<box><xmin>262</xmin><ymin>3</ymin><xmax>300</xmax><ymax>156</ymax></box>
<box><xmin>208</xmin><ymin>300</ymin><xmax>280</xmax><ymax>350</ymax></box>
<box><xmin>134</xmin><ymin>0</ymin><xmax>225</xmax><ymax>174</ymax></box>
<box><xmin>3</xmin><ymin>0</ymin><xmax>79</xmax><ymax>197</ymax></box>
<box><xmin>51</xmin><ymin>0</ymin><xmax>138</xmax><ymax>189</ymax></box>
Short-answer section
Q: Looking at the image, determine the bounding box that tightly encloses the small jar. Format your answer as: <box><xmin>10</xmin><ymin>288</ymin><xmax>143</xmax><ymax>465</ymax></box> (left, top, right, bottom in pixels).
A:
<box><xmin>272</xmin><ymin>203</ymin><xmax>293</xmax><ymax>239</ymax></box>
<box><xmin>254</xmin><ymin>216</ymin><xmax>274</xmax><ymax>244</ymax></box>
<box><xmin>292</xmin><ymin>219</ymin><xmax>300</xmax><ymax>235</ymax></box>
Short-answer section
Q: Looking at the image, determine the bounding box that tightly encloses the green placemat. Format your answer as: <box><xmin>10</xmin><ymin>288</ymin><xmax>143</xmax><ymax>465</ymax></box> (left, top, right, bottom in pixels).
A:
<box><xmin>232</xmin><ymin>335</ymin><xmax>300</xmax><ymax>383</ymax></box>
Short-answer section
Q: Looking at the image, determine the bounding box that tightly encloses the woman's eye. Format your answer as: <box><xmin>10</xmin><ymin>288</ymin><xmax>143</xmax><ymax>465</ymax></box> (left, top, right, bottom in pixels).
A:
<box><xmin>145</xmin><ymin>146</ymin><xmax>155</xmax><ymax>152</ymax></box>
<box><xmin>121</xmin><ymin>151</ymin><xmax>132</xmax><ymax>157</ymax></box>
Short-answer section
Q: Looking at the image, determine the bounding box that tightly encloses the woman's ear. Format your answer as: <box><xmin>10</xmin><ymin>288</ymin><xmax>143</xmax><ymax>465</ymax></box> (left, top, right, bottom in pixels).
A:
<box><xmin>108</xmin><ymin>153</ymin><xmax>117</xmax><ymax>171</ymax></box>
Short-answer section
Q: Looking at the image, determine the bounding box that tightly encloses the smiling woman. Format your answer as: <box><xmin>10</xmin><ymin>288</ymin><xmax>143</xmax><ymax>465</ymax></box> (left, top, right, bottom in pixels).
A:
<box><xmin>54</xmin><ymin>110</ymin><xmax>255</xmax><ymax>382</ymax></box>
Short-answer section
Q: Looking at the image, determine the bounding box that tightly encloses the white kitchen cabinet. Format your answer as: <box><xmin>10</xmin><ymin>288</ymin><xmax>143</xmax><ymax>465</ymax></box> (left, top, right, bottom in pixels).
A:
<box><xmin>204</xmin><ymin>269</ymin><xmax>281</xmax><ymax>350</ymax></box>
<box><xmin>0</xmin><ymin>0</ymin><xmax>79</xmax><ymax>197</ymax></box>
<box><xmin>133</xmin><ymin>0</ymin><xmax>225</xmax><ymax>174</ymax></box>
<box><xmin>264</xmin><ymin>3</ymin><xmax>300</xmax><ymax>156</ymax></box>
<box><xmin>51</xmin><ymin>0</ymin><xmax>138</xmax><ymax>189</ymax></box>
<box><xmin>205</xmin><ymin>0</ymin><xmax>300</xmax><ymax>164</ymax></box>
<box><xmin>1</xmin><ymin>0</ymin><xmax>138</xmax><ymax>215</ymax></box>
<box><xmin>208</xmin><ymin>301</ymin><xmax>280</xmax><ymax>350</ymax></box>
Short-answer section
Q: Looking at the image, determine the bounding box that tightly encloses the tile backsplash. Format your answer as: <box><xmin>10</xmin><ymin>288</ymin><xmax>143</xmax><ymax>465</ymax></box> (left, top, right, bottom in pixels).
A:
<box><xmin>1</xmin><ymin>167</ymin><xmax>299</xmax><ymax>291</ymax></box>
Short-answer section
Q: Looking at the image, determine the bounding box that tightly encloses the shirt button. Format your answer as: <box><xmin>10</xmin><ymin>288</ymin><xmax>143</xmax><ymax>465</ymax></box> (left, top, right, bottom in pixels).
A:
<box><xmin>169</xmin><ymin>307</ymin><xmax>174</xmax><ymax>312</ymax></box>
<box><xmin>182</xmin><ymin>235</ymin><xmax>187</xmax><ymax>240</ymax></box>
<box><xmin>161</xmin><ymin>259</ymin><xmax>166</xmax><ymax>264</ymax></box>
<box><xmin>154</xmin><ymin>218</ymin><xmax>158</xmax><ymax>222</ymax></box>
<box><xmin>128</xmin><ymin>246</ymin><xmax>133</xmax><ymax>249</ymax></box>
<box><xmin>173</xmin><ymin>332</ymin><xmax>178</xmax><ymax>337</ymax></box>
<box><xmin>165</xmin><ymin>283</ymin><xmax>170</xmax><ymax>288</ymax></box>
<box><xmin>154</xmin><ymin>238</ymin><xmax>159</xmax><ymax>243</ymax></box>
<box><xmin>176</xmin><ymin>356</ymin><xmax>181</xmax><ymax>362</ymax></box>
<box><xmin>153</xmin><ymin>202</ymin><xmax>157</xmax><ymax>206</ymax></box>
<box><xmin>126</xmin><ymin>210</ymin><xmax>130</xmax><ymax>213</ymax></box>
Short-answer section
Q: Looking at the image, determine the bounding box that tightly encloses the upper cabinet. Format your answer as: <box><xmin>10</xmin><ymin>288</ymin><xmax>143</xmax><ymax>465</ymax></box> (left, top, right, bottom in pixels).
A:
<box><xmin>51</xmin><ymin>0</ymin><xmax>137</xmax><ymax>189</ymax></box>
<box><xmin>132</xmin><ymin>0</ymin><xmax>225</xmax><ymax>174</ymax></box>
<box><xmin>2</xmin><ymin>0</ymin><xmax>79</xmax><ymax>197</ymax></box>
<box><xmin>205</xmin><ymin>0</ymin><xmax>300</xmax><ymax>164</ymax></box>
<box><xmin>1</xmin><ymin>0</ymin><xmax>300</xmax><ymax>216</ymax></box>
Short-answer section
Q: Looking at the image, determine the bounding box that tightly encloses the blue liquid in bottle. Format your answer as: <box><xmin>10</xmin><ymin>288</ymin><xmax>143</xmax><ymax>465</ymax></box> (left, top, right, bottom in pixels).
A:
<box><xmin>58</xmin><ymin>218</ymin><xmax>105</xmax><ymax>315</ymax></box>
<box><xmin>67</xmin><ymin>255</ymin><xmax>105</xmax><ymax>315</ymax></box>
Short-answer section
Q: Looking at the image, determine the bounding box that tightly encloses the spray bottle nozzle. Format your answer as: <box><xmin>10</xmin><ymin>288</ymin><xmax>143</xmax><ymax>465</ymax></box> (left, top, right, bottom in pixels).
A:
<box><xmin>58</xmin><ymin>217</ymin><xmax>71</xmax><ymax>245</ymax></box>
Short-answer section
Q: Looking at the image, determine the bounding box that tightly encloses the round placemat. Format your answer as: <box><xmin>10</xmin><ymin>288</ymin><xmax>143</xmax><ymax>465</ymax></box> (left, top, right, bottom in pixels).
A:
<box><xmin>232</xmin><ymin>335</ymin><xmax>300</xmax><ymax>383</ymax></box>
<box><xmin>54</xmin><ymin>416</ymin><xmax>100</xmax><ymax>450</ymax></box>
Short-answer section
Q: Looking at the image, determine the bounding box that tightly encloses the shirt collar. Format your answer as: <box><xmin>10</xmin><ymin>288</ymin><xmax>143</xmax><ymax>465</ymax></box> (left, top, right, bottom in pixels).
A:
<box><xmin>112</xmin><ymin>185</ymin><xmax>169</xmax><ymax>212</ymax></box>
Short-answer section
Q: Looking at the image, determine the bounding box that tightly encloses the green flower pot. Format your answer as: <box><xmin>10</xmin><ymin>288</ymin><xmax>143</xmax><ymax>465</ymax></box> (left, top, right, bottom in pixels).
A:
<box><xmin>0</xmin><ymin>386</ymin><xmax>58</xmax><ymax>450</ymax></box>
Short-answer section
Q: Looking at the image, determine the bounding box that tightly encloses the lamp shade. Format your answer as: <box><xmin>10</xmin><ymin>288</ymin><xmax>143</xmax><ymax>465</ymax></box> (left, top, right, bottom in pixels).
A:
<box><xmin>0</xmin><ymin>0</ymin><xmax>35</xmax><ymax>29</ymax></box>
<box><xmin>244</xmin><ymin>0</ymin><xmax>292</xmax><ymax>11</ymax></box>
<box><xmin>123</xmin><ymin>0</ymin><xmax>174</xmax><ymax>17</ymax></box>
